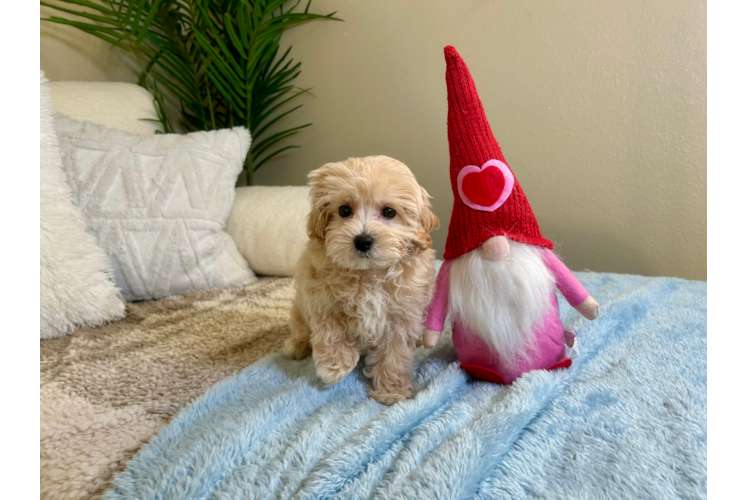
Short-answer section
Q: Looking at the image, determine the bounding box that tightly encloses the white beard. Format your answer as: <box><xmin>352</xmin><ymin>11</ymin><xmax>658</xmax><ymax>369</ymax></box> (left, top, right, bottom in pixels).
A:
<box><xmin>448</xmin><ymin>241</ymin><xmax>555</xmax><ymax>365</ymax></box>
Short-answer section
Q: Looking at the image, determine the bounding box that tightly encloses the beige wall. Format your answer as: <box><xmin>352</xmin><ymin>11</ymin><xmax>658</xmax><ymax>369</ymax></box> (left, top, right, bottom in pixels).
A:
<box><xmin>41</xmin><ymin>5</ymin><xmax>138</xmax><ymax>83</ymax></box>
<box><xmin>41</xmin><ymin>1</ymin><xmax>706</xmax><ymax>280</ymax></box>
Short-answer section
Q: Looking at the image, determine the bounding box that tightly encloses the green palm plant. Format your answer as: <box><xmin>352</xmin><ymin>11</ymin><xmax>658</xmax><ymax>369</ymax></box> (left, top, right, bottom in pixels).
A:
<box><xmin>42</xmin><ymin>0</ymin><xmax>340</xmax><ymax>184</ymax></box>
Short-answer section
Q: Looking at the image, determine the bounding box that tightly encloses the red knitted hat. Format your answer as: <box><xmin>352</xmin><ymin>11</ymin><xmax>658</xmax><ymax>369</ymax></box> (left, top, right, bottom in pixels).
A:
<box><xmin>443</xmin><ymin>46</ymin><xmax>553</xmax><ymax>260</ymax></box>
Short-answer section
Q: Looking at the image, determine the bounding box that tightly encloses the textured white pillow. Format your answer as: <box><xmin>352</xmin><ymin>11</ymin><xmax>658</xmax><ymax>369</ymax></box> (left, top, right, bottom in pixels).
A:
<box><xmin>226</xmin><ymin>186</ymin><xmax>310</xmax><ymax>277</ymax></box>
<box><xmin>40</xmin><ymin>71</ymin><xmax>126</xmax><ymax>338</ymax></box>
<box><xmin>55</xmin><ymin>115</ymin><xmax>257</xmax><ymax>301</ymax></box>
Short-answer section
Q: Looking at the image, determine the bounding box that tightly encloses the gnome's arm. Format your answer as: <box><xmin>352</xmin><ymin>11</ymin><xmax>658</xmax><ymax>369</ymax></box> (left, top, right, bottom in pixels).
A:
<box><xmin>542</xmin><ymin>250</ymin><xmax>599</xmax><ymax>320</ymax></box>
<box><xmin>423</xmin><ymin>260</ymin><xmax>452</xmax><ymax>348</ymax></box>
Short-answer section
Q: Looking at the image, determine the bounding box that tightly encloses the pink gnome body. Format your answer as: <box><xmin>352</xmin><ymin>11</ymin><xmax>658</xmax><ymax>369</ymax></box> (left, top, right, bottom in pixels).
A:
<box><xmin>424</xmin><ymin>243</ymin><xmax>597</xmax><ymax>384</ymax></box>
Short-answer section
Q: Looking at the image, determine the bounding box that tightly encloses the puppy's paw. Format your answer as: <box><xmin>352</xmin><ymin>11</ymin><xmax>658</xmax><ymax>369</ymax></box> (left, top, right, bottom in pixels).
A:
<box><xmin>314</xmin><ymin>350</ymin><xmax>360</xmax><ymax>386</ymax></box>
<box><xmin>283</xmin><ymin>337</ymin><xmax>312</xmax><ymax>360</ymax></box>
<box><xmin>315</xmin><ymin>362</ymin><xmax>355</xmax><ymax>386</ymax></box>
<box><xmin>369</xmin><ymin>383</ymin><xmax>413</xmax><ymax>406</ymax></box>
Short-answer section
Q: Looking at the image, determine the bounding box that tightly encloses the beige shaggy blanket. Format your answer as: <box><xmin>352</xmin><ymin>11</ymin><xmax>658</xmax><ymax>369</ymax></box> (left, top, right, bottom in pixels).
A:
<box><xmin>40</xmin><ymin>277</ymin><xmax>293</xmax><ymax>500</ymax></box>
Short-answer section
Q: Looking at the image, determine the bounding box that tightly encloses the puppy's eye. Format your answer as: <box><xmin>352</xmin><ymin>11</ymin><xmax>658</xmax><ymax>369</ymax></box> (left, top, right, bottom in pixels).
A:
<box><xmin>338</xmin><ymin>205</ymin><xmax>352</xmax><ymax>218</ymax></box>
<box><xmin>382</xmin><ymin>207</ymin><xmax>396</xmax><ymax>219</ymax></box>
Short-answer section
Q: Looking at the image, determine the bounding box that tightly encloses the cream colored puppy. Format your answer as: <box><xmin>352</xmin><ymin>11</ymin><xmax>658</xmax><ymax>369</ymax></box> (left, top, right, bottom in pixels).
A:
<box><xmin>284</xmin><ymin>156</ymin><xmax>439</xmax><ymax>405</ymax></box>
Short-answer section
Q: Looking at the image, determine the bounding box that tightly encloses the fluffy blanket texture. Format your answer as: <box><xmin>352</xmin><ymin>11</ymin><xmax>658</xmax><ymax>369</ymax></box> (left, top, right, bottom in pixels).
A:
<box><xmin>105</xmin><ymin>272</ymin><xmax>706</xmax><ymax>499</ymax></box>
<box><xmin>40</xmin><ymin>278</ymin><xmax>291</xmax><ymax>500</ymax></box>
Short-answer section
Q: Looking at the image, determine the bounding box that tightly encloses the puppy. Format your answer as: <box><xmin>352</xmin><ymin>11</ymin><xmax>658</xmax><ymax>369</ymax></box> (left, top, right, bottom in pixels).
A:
<box><xmin>284</xmin><ymin>156</ymin><xmax>439</xmax><ymax>405</ymax></box>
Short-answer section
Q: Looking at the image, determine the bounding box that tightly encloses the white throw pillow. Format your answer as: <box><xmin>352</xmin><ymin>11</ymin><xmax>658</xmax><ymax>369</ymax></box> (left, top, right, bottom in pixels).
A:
<box><xmin>49</xmin><ymin>81</ymin><xmax>160</xmax><ymax>135</ymax></box>
<box><xmin>226</xmin><ymin>186</ymin><xmax>310</xmax><ymax>277</ymax></box>
<box><xmin>55</xmin><ymin>115</ymin><xmax>257</xmax><ymax>301</ymax></box>
<box><xmin>40</xmin><ymin>71</ymin><xmax>126</xmax><ymax>338</ymax></box>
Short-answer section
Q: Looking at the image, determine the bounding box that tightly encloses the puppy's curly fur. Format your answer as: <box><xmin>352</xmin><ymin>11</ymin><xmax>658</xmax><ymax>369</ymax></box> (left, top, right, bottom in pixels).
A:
<box><xmin>284</xmin><ymin>156</ymin><xmax>439</xmax><ymax>405</ymax></box>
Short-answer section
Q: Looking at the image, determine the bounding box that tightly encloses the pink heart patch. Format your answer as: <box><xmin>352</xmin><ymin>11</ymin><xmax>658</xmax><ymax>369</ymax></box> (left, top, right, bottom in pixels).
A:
<box><xmin>456</xmin><ymin>159</ymin><xmax>515</xmax><ymax>211</ymax></box>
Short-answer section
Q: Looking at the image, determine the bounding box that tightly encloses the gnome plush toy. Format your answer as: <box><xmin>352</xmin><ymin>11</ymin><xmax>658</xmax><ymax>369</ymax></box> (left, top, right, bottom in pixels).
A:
<box><xmin>422</xmin><ymin>46</ymin><xmax>600</xmax><ymax>385</ymax></box>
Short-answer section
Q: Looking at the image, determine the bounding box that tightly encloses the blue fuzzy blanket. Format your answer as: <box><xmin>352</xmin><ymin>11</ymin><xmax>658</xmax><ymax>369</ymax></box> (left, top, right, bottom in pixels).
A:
<box><xmin>105</xmin><ymin>272</ymin><xmax>706</xmax><ymax>499</ymax></box>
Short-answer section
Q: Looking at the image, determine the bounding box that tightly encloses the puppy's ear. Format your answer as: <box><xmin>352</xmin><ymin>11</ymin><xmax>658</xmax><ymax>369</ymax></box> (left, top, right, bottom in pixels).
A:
<box><xmin>306</xmin><ymin>164</ymin><xmax>333</xmax><ymax>242</ymax></box>
<box><xmin>413</xmin><ymin>186</ymin><xmax>440</xmax><ymax>250</ymax></box>
<box><xmin>421</xmin><ymin>208</ymin><xmax>439</xmax><ymax>234</ymax></box>
<box><xmin>307</xmin><ymin>202</ymin><xmax>328</xmax><ymax>242</ymax></box>
<box><xmin>419</xmin><ymin>186</ymin><xmax>440</xmax><ymax>233</ymax></box>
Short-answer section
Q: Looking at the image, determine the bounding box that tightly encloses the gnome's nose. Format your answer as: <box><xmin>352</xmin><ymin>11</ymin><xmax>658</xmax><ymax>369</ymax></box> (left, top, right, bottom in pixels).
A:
<box><xmin>482</xmin><ymin>236</ymin><xmax>511</xmax><ymax>261</ymax></box>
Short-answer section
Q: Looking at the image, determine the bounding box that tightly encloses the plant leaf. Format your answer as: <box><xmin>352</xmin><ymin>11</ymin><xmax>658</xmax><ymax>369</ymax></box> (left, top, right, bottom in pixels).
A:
<box><xmin>41</xmin><ymin>0</ymin><xmax>341</xmax><ymax>180</ymax></box>
<box><xmin>252</xmin><ymin>123</ymin><xmax>311</xmax><ymax>157</ymax></box>
<box><xmin>254</xmin><ymin>144</ymin><xmax>301</xmax><ymax>170</ymax></box>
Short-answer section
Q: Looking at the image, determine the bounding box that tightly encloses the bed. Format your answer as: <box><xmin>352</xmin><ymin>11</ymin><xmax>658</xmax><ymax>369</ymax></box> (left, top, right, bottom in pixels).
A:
<box><xmin>42</xmin><ymin>269</ymin><xmax>706</xmax><ymax>499</ymax></box>
<box><xmin>40</xmin><ymin>278</ymin><xmax>292</xmax><ymax>499</ymax></box>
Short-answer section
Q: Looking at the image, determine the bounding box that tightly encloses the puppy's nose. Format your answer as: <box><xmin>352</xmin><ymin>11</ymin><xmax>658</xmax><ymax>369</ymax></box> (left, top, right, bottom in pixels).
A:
<box><xmin>354</xmin><ymin>234</ymin><xmax>374</xmax><ymax>253</ymax></box>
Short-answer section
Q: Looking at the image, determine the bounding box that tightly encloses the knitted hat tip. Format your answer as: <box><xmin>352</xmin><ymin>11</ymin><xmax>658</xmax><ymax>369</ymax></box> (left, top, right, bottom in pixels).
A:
<box><xmin>444</xmin><ymin>45</ymin><xmax>461</xmax><ymax>64</ymax></box>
